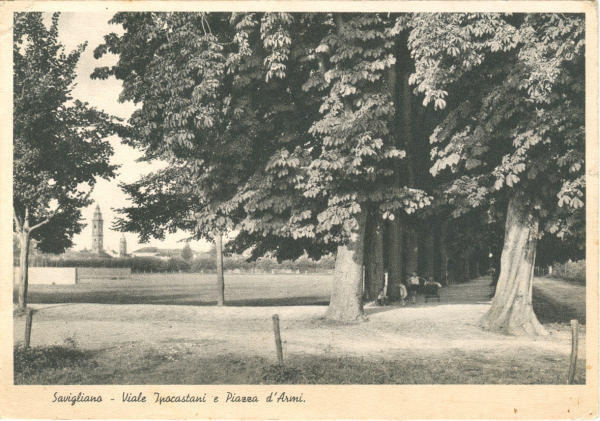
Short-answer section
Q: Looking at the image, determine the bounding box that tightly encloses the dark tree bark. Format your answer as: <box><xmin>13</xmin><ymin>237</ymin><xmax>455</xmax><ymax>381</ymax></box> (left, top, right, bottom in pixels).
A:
<box><xmin>326</xmin><ymin>211</ymin><xmax>367</xmax><ymax>322</ymax></box>
<box><xmin>386</xmin><ymin>219</ymin><xmax>404</xmax><ymax>300</ymax></box>
<box><xmin>215</xmin><ymin>233</ymin><xmax>225</xmax><ymax>306</ymax></box>
<box><xmin>423</xmin><ymin>224</ymin><xmax>435</xmax><ymax>279</ymax></box>
<box><xmin>463</xmin><ymin>254</ymin><xmax>471</xmax><ymax>281</ymax></box>
<box><xmin>364</xmin><ymin>217</ymin><xmax>385</xmax><ymax>302</ymax></box>
<box><xmin>481</xmin><ymin>195</ymin><xmax>546</xmax><ymax>336</ymax></box>
<box><xmin>439</xmin><ymin>220</ymin><xmax>449</xmax><ymax>284</ymax></box>
<box><xmin>405</xmin><ymin>226</ymin><xmax>419</xmax><ymax>276</ymax></box>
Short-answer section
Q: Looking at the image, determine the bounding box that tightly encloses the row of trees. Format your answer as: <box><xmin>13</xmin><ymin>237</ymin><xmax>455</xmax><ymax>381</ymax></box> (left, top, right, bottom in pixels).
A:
<box><xmin>14</xmin><ymin>12</ymin><xmax>585</xmax><ymax>336</ymax></box>
<box><xmin>21</xmin><ymin>254</ymin><xmax>336</xmax><ymax>273</ymax></box>
<box><xmin>90</xmin><ymin>12</ymin><xmax>584</xmax><ymax>335</ymax></box>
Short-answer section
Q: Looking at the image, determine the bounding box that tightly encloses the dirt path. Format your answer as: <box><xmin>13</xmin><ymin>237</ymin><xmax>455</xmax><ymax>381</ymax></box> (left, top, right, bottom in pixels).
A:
<box><xmin>15</xmin><ymin>276</ymin><xmax>584</xmax><ymax>358</ymax></box>
<box><xmin>13</xmin><ymin>276</ymin><xmax>587</xmax><ymax>384</ymax></box>
<box><xmin>15</xmin><ymin>300</ymin><xmax>582</xmax><ymax>361</ymax></box>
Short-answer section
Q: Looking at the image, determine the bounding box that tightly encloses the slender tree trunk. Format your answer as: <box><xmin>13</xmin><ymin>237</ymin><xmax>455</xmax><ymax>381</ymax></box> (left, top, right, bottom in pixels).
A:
<box><xmin>463</xmin><ymin>255</ymin><xmax>470</xmax><ymax>281</ymax></box>
<box><xmin>423</xmin><ymin>224</ymin><xmax>435</xmax><ymax>279</ymax></box>
<box><xmin>364</xmin><ymin>217</ymin><xmax>385</xmax><ymax>302</ymax></box>
<box><xmin>405</xmin><ymin>226</ymin><xmax>419</xmax><ymax>276</ymax></box>
<box><xmin>386</xmin><ymin>219</ymin><xmax>404</xmax><ymax>300</ymax></box>
<box><xmin>215</xmin><ymin>233</ymin><xmax>225</xmax><ymax>306</ymax></box>
<box><xmin>17</xmin><ymin>230</ymin><xmax>30</xmax><ymax>310</ymax></box>
<box><xmin>399</xmin><ymin>39</ymin><xmax>419</xmax><ymax>279</ymax></box>
<box><xmin>326</xmin><ymin>211</ymin><xmax>367</xmax><ymax>322</ymax></box>
<box><xmin>481</xmin><ymin>195</ymin><xmax>546</xmax><ymax>336</ymax></box>
<box><xmin>385</xmin><ymin>40</ymin><xmax>405</xmax><ymax>301</ymax></box>
<box><xmin>439</xmin><ymin>220</ymin><xmax>449</xmax><ymax>284</ymax></box>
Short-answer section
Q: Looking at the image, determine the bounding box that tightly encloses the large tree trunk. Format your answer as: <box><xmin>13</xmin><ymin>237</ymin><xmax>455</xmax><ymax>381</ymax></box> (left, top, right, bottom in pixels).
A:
<box><xmin>481</xmin><ymin>196</ymin><xmax>546</xmax><ymax>336</ymax></box>
<box><xmin>17</xmin><ymin>230</ymin><xmax>30</xmax><ymax>310</ymax></box>
<box><xmin>326</xmin><ymin>211</ymin><xmax>367</xmax><ymax>322</ymax></box>
<box><xmin>364</xmin><ymin>217</ymin><xmax>385</xmax><ymax>302</ymax></box>
<box><xmin>215</xmin><ymin>233</ymin><xmax>225</xmax><ymax>306</ymax></box>
<box><xmin>386</xmin><ymin>219</ymin><xmax>404</xmax><ymax>300</ymax></box>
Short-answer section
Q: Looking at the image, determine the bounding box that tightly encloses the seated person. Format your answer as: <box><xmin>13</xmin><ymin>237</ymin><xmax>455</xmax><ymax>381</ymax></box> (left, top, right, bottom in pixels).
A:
<box><xmin>406</xmin><ymin>272</ymin><xmax>420</xmax><ymax>303</ymax></box>
<box><xmin>424</xmin><ymin>277</ymin><xmax>443</xmax><ymax>288</ymax></box>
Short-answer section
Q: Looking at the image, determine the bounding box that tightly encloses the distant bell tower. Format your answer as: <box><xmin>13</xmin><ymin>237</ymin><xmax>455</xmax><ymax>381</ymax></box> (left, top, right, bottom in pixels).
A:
<box><xmin>92</xmin><ymin>204</ymin><xmax>104</xmax><ymax>254</ymax></box>
<box><xmin>119</xmin><ymin>235</ymin><xmax>127</xmax><ymax>257</ymax></box>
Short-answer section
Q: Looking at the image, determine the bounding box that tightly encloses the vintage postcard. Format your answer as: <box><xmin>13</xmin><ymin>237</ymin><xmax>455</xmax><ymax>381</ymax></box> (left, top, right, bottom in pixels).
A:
<box><xmin>0</xmin><ymin>1</ymin><xmax>598</xmax><ymax>419</ymax></box>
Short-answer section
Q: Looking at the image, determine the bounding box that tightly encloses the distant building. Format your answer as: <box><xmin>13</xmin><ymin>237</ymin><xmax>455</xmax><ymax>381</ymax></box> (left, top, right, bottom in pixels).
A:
<box><xmin>119</xmin><ymin>235</ymin><xmax>127</xmax><ymax>257</ymax></box>
<box><xmin>92</xmin><ymin>204</ymin><xmax>104</xmax><ymax>254</ymax></box>
<box><xmin>131</xmin><ymin>246</ymin><xmax>201</xmax><ymax>260</ymax></box>
<box><xmin>131</xmin><ymin>247</ymin><xmax>166</xmax><ymax>259</ymax></box>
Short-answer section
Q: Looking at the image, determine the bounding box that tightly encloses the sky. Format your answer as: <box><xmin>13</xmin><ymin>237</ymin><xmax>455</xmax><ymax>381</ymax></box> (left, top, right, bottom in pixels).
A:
<box><xmin>53</xmin><ymin>12</ymin><xmax>212</xmax><ymax>254</ymax></box>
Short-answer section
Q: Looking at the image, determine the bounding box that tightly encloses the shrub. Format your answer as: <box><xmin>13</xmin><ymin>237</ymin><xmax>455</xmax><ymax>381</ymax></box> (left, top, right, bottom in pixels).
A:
<box><xmin>14</xmin><ymin>342</ymin><xmax>97</xmax><ymax>384</ymax></box>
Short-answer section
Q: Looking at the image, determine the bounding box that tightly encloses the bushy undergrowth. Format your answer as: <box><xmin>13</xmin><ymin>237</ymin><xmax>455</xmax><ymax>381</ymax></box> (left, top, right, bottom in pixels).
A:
<box><xmin>14</xmin><ymin>342</ymin><xmax>97</xmax><ymax>384</ymax></box>
<box><xmin>550</xmin><ymin>259</ymin><xmax>585</xmax><ymax>284</ymax></box>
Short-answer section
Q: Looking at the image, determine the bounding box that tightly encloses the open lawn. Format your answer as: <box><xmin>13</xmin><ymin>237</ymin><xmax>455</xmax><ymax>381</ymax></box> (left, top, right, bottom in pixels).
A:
<box><xmin>18</xmin><ymin>273</ymin><xmax>332</xmax><ymax>306</ymax></box>
<box><xmin>13</xmin><ymin>274</ymin><xmax>587</xmax><ymax>384</ymax></box>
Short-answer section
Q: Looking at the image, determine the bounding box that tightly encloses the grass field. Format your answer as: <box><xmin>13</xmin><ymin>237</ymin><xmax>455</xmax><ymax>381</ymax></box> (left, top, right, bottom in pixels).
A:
<box><xmin>13</xmin><ymin>274</ymin><xmax>587</xmax><ymax>385</ymax></box>
<box><xmin>18</xmin><ymin>273</ymin><xmax>332</xmax><ymax>306</ymax></box>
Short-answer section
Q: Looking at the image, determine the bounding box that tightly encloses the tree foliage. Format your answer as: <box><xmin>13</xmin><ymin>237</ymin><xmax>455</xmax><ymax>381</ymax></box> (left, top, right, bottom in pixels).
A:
<box><xmin>14</xmin><ymin>12</ymin><xmax>120</xmax><ymax>252</ymax></box>
<box><xmin>409</xmin><ymin>13</ymin><xmax>585</xmax><ymax>244</ymax></box>
<box><xmin>92</xmin><ymin>12</ymin><xmax>586</xmax><ymax>326</ymax></box>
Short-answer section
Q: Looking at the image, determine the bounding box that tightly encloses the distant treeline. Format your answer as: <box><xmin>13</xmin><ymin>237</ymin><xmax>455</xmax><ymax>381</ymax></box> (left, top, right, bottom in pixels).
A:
<box><xmin>25</xmin><ymin>254</ymin><xmax>336</xmax><ymax>274</ymax></box>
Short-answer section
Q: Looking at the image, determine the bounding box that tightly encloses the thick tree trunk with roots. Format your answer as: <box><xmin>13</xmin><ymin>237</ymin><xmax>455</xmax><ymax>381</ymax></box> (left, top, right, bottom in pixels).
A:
<box><xmin>364</xmin><ymin>217</ymin><xmax>385</xmax><ymax>302</ymax></box>
<box><xmin>326</xmin><ymin>212</ymin><xmax>367</xmax><ymax>322</ymax></box>
<box><xmin>215</xmin><ymin>233</ymin><xmax>225</xmax><ymax>306</ymax></box>
<box><xmin>481</xmin><ymin>196</ymin><xmax>546</xmax><ymax>336</ymax></box>
<box><xmin>386</xmin><ymin>219</ymin><xmax>404</xmax><ymax>300</ymax></box>
<box><xmin>17</xmin><ymin>230</ymin><xmax>31</xmax><ymax>310</ymax></box>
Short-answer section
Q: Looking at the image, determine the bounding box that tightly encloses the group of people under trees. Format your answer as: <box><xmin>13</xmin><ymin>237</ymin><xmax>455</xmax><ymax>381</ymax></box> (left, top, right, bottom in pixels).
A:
<box><xmin>376</xmin><ymin>271</ymin><xmax>444</xmax><ymax>306</ymax></box>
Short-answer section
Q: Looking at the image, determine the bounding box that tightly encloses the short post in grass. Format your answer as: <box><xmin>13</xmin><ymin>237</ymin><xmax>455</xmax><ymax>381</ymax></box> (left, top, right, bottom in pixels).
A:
<box><xmin>24</xmin><ymin>308</ymin><xmax>34</xmax><ymax>349</ymax></box>
<box><xmin>567</xmin><ymin>319</ymin><xmax>579</xmax><ymax>384</ymax></box>
<box><xmin>272</xmin><ymin>314</ymin><xmax>284</xmax><ymax>365</ymax></box>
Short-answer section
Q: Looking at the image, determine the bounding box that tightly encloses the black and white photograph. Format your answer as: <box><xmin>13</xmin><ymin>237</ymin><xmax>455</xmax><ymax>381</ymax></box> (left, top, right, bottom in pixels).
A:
<box><xmin>1</xmin><ymin>1</ymin><xmax>597</xmax><ymax>419</ymax></box>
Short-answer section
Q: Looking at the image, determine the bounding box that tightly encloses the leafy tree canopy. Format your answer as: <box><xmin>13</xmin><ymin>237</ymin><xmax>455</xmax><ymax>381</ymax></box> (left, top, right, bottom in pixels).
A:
<box><xmin>14</xmin><ymin>12</ymin><xmax>122</xmax><ymax>252</ymax></box>
<box><xmin>408</xmin><ymin>13</ymin><xmax>585</xmax><ymax>244</ymax></box>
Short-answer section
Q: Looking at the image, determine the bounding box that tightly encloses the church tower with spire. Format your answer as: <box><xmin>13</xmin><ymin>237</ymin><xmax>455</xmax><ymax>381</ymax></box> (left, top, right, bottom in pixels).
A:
<box><xmin>92</xmin><ymin>204</ymin><xmax>104</xmax><ymax>254</ymax></box>
<box><xmin>119</xmin><ymin>234</ymin><xmax>127</xmax><ymax>257</ymax></box>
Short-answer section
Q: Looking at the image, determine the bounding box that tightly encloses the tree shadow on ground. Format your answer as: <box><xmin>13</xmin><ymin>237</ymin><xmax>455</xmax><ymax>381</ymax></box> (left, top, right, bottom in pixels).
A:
<box><xmin>532</xmin><ymin>289</ymin><xmax>585</xmax><ymax>324</ymax></box>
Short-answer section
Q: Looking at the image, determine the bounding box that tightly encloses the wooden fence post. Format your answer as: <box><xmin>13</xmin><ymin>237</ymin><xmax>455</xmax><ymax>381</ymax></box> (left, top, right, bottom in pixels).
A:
<box><xmin>24</xmin><ymin>309</ymin><xmax>33</xmax><ymax>349</ymax></box>
<box><xmin>272</xmin><ymin>314</ymin><xmax>284</xmax><ymax>365</ymax></box>
<box><xmin>567</xmin><ymin>319</ymin><xmax>579</xmax><ymax>384</ymax></box>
